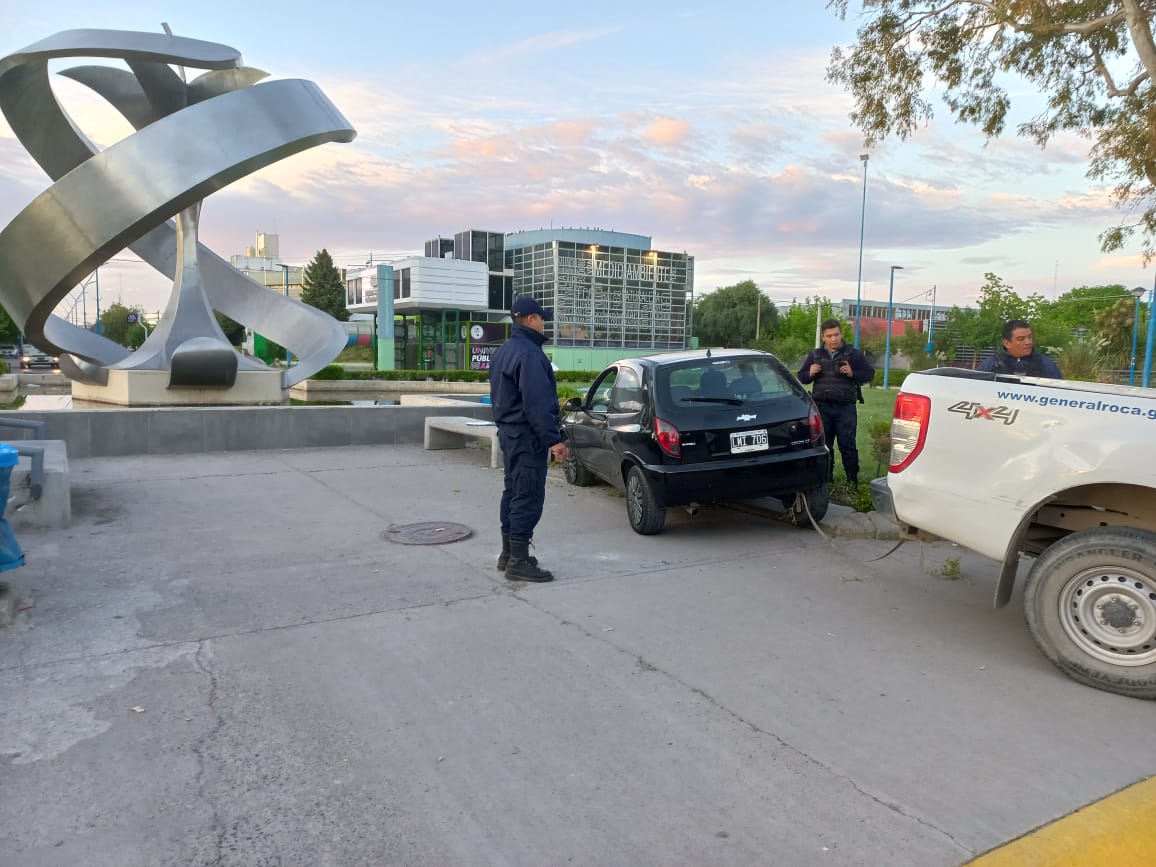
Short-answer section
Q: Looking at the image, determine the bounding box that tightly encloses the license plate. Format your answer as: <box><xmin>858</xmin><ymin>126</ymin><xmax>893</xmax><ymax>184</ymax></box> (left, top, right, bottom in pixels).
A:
<box><xmin>730</xmin><ymin>428</ymin><xmax>768</xmax><ymax>453</ymax></box>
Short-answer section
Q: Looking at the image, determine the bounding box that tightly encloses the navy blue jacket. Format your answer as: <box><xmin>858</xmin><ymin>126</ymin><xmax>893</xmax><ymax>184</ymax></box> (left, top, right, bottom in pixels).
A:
<box><xmin>978</xmin><ymin>349</ymin><xmax>1063</xmax><ymax>379</ymax></box>
<box><xmin>798</xmin><ymin>342</ymin><xmax>874</xmax><ymax>404</ymax></box>
<box><xmin>488</xmin><ymin>324</ymin><xmax>561</xmax><ymax>450</ymax></box>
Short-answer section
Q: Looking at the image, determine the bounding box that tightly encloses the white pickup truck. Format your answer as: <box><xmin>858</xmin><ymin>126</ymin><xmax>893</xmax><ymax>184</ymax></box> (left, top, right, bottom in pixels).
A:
<box><xmin>871</xmin><ymin>368</ymin><xmax>1156</xmax><ymax>699</ymax></box>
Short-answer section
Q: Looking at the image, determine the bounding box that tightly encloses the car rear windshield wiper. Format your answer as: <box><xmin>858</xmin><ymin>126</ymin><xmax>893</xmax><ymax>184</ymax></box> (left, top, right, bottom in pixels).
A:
<box><xmin>682</xmin><ymin>396</ymin><xmax>743</xmax><ymax>405</ymax></box>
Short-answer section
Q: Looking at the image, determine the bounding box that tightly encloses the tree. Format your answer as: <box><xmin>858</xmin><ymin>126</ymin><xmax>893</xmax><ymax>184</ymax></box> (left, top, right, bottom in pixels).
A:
<box><xmin>300</xmin><ymin>248</ymin><xmax>349</xmax><ymax>321</ymax></box>
<box><xmin>214</xmin><ymin>311</ymin><xmax>246</xmax><ymax>346</ymax></box>
<box><xmin>941</xmin><ymin>272</ymin><xmax>1040</xmax><ymax>360</ymax></box>
<box><xmin>692</xmin><ymin>280</ymin><xmax>778</xmax><ymax>347</ymax></box>
<box><xmin>827</xmin><ymin>1</ymin><xmax>1156</xmax><ymax>257</ymax></box>
<box><xmin>894</xmin><ymin>323</ymin><xmax>938</xmax><ymax>370</ymax></box>
<box><xmin>0</xmin><ymin>304</ymin><xmax>18</xmax><ymax>343</ymax></box>
<box><xmin>1045</xmin><ymin>284</ymin><xmax>1131</xmax><ymax>334</ymax></box>
<box><xmin>97</xmin><ymin>303</ymin><xmax>147</xmax><ymax>348</ymax></box>
<box><xmin>768</xmin><ymin>296</ymin><xmax>841</xmax><ymax>367</ymax></box>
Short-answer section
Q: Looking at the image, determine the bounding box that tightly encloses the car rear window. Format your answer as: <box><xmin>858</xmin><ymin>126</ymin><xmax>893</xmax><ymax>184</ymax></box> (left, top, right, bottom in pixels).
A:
<box><xmin>658</xmin><ymin>357</ymin><xmax>803</xmax><ymax>405</ymax></box>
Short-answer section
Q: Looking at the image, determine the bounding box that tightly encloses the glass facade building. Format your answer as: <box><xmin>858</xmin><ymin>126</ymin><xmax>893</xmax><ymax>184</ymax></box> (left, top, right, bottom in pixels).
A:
<box><xmin>504</xmin><ymin>229</ymin><xmax>693</xmax><ymax>351</ymax></box>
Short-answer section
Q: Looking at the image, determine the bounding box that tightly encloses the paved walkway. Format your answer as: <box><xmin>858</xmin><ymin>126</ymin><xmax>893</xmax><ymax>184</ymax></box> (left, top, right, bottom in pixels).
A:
<box><xmin>1</xmin><ymin>444</ymin><xmax>1152</xmax><ymax>866</ymax></box>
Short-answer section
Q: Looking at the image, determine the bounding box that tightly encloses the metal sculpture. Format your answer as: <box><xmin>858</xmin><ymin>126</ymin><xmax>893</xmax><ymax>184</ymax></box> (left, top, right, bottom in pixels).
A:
<box><xmin>0</xmin><ymin>29</ymin><xmax>356</xmax><ymax>390</ymax></box>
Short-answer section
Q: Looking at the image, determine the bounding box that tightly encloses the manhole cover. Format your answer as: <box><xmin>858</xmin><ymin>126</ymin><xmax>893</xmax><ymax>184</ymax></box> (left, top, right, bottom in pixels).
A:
<box><xmin>382</xmin><ymin>522</ymin><xmax>473</xmax><ymax>545</ymax></box>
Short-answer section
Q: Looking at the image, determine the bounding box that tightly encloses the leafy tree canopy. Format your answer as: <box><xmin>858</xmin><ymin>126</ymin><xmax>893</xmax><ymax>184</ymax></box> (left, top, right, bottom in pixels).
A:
<box><xmin>0</xmin><ymin>304</ymin><xmax>18</xmax><ymax>343</ymax></box>
<box><xmin>692</xmin><ymin>280</ymin><xmax>778</xmax><ymax>348</ymax></box>
<box><xmin>214</xmin><ymin>311</ymin><xmax>246</xmax><ymax>346</ymax></box>
<box><xmin>300</xmin><ymin>248</ymin><xmax>349</xmax><ymax>322</ymax></box>
<box><xmin>1049</xmin><ymin>284</ymin><xmax>1131</xmax><ymax>332</ymax></box>
<box><xmin>827</xmin><ymin>1</ymin><xmax>1156</xmax><ymax>256</ymax></box>
<box><xmin>769</xmin><ymin>296</ymin><xmax>842</xmax><ymax>367</ymax></box>
<box><xmin>97</xmin><ymin>302</ymin><xmax>148</xmax><ymax>348</ymax></box>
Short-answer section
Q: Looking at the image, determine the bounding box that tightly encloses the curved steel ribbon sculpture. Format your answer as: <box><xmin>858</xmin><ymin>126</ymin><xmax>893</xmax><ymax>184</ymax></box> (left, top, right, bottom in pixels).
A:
<box><xmin>0</xmin><ymin>29</ymin><xmax>357</xmax><ymax>389</ymax></box>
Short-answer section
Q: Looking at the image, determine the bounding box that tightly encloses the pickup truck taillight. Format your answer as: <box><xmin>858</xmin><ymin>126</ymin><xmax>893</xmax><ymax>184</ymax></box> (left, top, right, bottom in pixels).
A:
<box><xmin>889</xmin><ymin>393</ymin><xmax>931</xmax><ymax>473</ymax></box>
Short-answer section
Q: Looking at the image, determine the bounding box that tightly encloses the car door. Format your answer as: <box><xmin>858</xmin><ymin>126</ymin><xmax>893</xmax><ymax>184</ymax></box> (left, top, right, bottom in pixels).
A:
<box><xmin>601</xmin><ymin>366</ymin><xmax>647</xmax><ymax>482</ymax></box>
<box><xmin>568</xmin><ymin>367</ymin><xmax>617</xmax><ymax>482</ymax></box>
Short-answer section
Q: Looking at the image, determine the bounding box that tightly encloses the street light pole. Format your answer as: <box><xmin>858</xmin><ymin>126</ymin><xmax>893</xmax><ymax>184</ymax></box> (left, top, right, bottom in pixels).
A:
<box><xmin>1145</xmin><ymin>277</ymin><xmax>1156</xmax><ymax>388</ymax></box>
<box><xmin>278</xmin><ymin>264</ymin><xmax>292</xmax><ymax>366</ymax></box>
<box><xmin>925</xmin><ymin>284</ymin><xmax>937</xmax><ymax>354</ymax></box>
<box><xmin>1130</xmin><ymin>286</ymin><xmax>1146</xmax><ymax>385</ymax></box>
<box><xmin>854</xmin><ymin>153</ymin><xmax>869</xmax><ymax>348</ymax></box>
<box><xmin>93</xmin><ymin>267</ymin><xmax>101</xmax><ymax>335</ymax></box>
<box><xmin>883</xmin><ymin>265</ymin><xmax>904</xmax><ymax>389</ymax></box>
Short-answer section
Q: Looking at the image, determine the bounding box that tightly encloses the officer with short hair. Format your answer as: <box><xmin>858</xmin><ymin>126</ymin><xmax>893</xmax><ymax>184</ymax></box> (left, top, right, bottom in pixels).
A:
<box><xmin>978</xmin><ymin>319</ymin><xmax>1063</xmax><ymax>378</ymax></box>
<box><xmin>798</xmin><ymin>319</ymin><xmax>874</xmax><ymax>486</ymax></box>
<box><xmin>488</xmin><ymin>296</ymin><xmax>568</xmax><ymax>582</ymax></box>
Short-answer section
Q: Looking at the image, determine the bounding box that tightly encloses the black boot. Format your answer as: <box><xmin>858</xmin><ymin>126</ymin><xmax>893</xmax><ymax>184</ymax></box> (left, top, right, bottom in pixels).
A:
<box><xmin>505</xmin><ymin>538</ymin><xmax>553</xmax><ymax>582</ymax></box>
<box><xmin>496</xmin><ymin>533</ymin><xmax>539</xmax><ymax>572</ymax></box>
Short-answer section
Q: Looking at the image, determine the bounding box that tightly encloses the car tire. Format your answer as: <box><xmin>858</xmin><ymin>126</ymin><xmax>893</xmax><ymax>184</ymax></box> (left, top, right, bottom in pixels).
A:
<box><xmin>1023</xmin><ymin>526</ymin><xmax>1156</xmax><ymax>699</ymax></box>
<box><xmin>563</xmin><ymin>450</ymin><xmax>597</xmax><ymax>487</ymax></box>
<box><xmin>626</xmin><ymin>465</ymin><xmax>665</xmax><ymax>535</ymax></box>
<box><xmin>780</xmin><ymin>482</ymin><xmax>829</xmax><ymax>527</ymax></box>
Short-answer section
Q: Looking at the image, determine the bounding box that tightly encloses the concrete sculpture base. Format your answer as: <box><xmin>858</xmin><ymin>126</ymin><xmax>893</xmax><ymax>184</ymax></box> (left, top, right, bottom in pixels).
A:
<box><xmin>71</xmin><ymin>369</ymin><xmax>284</xmax><ymax>407</ymax></box>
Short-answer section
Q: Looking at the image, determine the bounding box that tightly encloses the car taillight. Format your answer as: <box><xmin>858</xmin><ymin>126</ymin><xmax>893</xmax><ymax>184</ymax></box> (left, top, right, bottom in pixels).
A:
<box><xmin>808</xmin><ymin>405</ymin><xmax>823</xmax><ymax>446</ymax></box>
<box><xmin>654</xmin><ymin>417</ymin><xmax>681</xmax><ymax>457</ymax></box>
<box><xmin>889</xmin><ymin>392</ymin><xmax>931</xmax><ymax>473</ymax></box>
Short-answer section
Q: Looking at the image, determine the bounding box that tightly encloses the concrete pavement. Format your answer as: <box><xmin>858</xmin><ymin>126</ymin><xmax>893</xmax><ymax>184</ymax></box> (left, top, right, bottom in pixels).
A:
<box><xmin>1</xmin><ymin>444</ymin><xmax>1153</xmax><ymax>866</ymax></box>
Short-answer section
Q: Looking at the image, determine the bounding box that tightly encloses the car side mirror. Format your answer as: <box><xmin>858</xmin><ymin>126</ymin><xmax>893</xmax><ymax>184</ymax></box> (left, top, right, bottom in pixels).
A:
<box><xmin>562</xmin><ymin>397</ymin><xmax>582</xmax><ymax>412</ymax></box>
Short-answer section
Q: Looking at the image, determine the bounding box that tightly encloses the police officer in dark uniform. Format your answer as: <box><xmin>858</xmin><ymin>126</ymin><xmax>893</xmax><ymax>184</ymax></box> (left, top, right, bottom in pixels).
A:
<box><xmin>488</xmin><ymin>296</ymin><xmax>569</xmax><ymax>582</ymax></box>
<box><xmin>798</xmin><ymin>319</ymin><xmax>874</xmax><ymax>486</ymax></box>
<box><xmin>978</xmin><ymin>319</ymin><xmax>1063</xmax><ymax>378</ymax></box>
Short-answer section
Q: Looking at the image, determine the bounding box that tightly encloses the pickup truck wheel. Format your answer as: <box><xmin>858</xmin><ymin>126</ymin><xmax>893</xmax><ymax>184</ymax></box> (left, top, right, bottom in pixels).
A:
<box><xmin>563</xmin><ymin>451</ymin><xmax>597</xmax><ymax>487</ymax></box>
<box><xmin>781</xmin><ymin>483</ymin><xmax>830</xmax><ymax>527</ymax></box>
<box><xmin>626</xmin><ymin>465</ymin><xmax>665</xmax><ymax>535</ymax></box>
<box><xmin>1023</xmin><ymin>526</ymin><xmax>1156</xmax><ymax>700</ymax></box>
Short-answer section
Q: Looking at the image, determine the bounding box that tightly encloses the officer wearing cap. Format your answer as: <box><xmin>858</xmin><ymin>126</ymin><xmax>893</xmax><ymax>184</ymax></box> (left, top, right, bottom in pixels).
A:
<box><xmin>488</xmin><ymin>296</ymin><xmax>569</xmax><ymax>582</ymax></box>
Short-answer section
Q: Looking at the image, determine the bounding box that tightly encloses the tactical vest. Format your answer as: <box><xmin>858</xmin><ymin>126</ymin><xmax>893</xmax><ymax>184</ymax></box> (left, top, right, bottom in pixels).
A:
<box><xmin>811</xmin><ymin>344</ymin><xmax>859</xmax><ymax>405</ymax></box>
<box><xmin>988</xmin><ymin>349</ymin><xmax>1048</xmax><ymax>377</ymax></box>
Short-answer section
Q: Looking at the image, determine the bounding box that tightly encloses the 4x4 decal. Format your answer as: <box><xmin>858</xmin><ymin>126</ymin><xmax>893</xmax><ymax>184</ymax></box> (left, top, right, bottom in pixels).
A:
<box><xmin>948</xmin><ymin>400</ymin><xmax>1020</xmax><ymax>425</ymax></box>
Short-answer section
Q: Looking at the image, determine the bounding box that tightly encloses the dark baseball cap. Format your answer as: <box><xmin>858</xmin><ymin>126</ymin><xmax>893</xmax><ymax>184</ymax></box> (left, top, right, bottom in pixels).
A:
<box><xmin>511</xmin><ymin>296</ymin><xmax>553</xmax><ymax>321</ymax></box>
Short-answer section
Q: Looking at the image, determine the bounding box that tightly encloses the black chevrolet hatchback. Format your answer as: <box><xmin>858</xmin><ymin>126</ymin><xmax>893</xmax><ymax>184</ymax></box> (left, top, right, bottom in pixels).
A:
<box><xmin>560</xmin><ymin>349</ymin><xmax>829</xmax><ymax>534</ymax></box>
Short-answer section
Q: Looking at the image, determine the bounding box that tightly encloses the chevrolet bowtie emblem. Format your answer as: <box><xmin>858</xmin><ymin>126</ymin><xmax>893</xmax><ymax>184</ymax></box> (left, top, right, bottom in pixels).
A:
<box><xmin>736</xmin><ymin>414</ymin><xmax>756</xmax><ymax>421</ymax></box>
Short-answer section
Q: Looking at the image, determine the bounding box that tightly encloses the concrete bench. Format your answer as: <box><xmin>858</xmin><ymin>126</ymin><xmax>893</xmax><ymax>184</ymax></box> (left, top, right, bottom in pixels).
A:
<box><xmin>6</xmin><ymin>439</ymin><xmax>70</xmax><ymax>530</ymax></box>
<box><xmin>423</xmin><ymin>416</ymin><xmax>502</xmax><ymax>469</ymax></box>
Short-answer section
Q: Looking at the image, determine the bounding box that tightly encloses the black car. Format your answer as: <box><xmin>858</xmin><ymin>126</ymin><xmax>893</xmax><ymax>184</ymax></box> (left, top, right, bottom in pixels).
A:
<box><xmin>560</xmin><ymin>349</ymin><xmax>829</xmax><ymax>534</ymax></box>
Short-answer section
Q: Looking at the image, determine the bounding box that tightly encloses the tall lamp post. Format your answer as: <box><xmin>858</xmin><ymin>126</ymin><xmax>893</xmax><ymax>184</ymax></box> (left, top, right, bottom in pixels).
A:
<box><xmin>278</xmin><ymin>264</ymin><xmax>292</xmax><ymax>366</ymax></box>
<box><xmin>883</xmin><ymin>265</ymin><xmax>903</xmax><ymax>389</ymax></box>
<box><xmin>854</xmin><ymin>153</ymin><xmax>869</xmax><ymax>348</ymax></box>
<box><xmin>1130</xmin><ymin>286</ymin><xmax>1146</xmax><ymax>385</ymax></box>
<box><xmin>924</xmin><ymin>284</ymin><xmax>937</xmax><ymax>354</ymax></box>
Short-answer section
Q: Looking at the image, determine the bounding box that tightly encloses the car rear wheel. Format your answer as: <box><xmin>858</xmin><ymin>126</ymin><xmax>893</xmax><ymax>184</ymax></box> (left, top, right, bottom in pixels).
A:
<box><xmin>780</xmin><ymin>482</ymin><xmax>829</xmax><ymax>527</ymax></box>
<box><xmin>626</xmin><ymin>465</ymin><xmax>665</xmax><ymax>535</ymax></box>
<box><xmin>563</xmin><ymin>450</ymin><xmax>597</xmax><ymax>487</ymax></box>
<box><xmin>1023</xmin><ymin>526</ymin><xmax>1156</xmax><ymax>700</ymax></box>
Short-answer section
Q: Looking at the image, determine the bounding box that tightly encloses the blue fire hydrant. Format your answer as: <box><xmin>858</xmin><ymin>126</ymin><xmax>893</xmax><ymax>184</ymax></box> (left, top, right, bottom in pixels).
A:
<box><xmin>0</xmin><ymin>443</ymin><xmax>25</xmax><ymax>571</ymax></box>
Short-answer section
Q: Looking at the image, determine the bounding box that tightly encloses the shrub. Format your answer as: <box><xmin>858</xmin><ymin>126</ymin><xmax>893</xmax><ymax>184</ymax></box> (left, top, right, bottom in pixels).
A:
<box><xmin>871</xmin><ymin>368</ymin><xmax>911</xmax><ymax>388</ymax></box>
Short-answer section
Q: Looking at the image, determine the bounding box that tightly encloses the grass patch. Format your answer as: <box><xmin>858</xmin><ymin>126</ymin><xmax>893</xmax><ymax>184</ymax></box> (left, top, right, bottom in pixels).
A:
<box><xmin>336</xmin><ymin>345</ymin><xmax>375</xmax><ymax>363</ymax></box>
<box><xmin>825</xmin><ymin>386</ymin><xmax>896</xmax><ymax>510</ymax></box>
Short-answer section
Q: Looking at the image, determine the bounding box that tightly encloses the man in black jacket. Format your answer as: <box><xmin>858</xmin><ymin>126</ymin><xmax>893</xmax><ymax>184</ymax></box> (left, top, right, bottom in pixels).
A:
<box><xmin>978</xmin><ymin>319</ymin><xmax>1063</xmax><ymax>378</ymax></box>
<box><xmin>797</xmin><ymin>319</ymin><xmax>874</xmax><ymax>486</ymax></box>
<box><xmin>488</xmin><ymin>296</ymin><xmax>568</xmax><ymax>582</ymax></box>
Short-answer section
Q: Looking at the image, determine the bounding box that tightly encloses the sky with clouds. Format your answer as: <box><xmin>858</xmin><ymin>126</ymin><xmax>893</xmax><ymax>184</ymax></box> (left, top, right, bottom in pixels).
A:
<box><xmin>0</xmin><ymin>0</ymin><xmax>1148</xmax><ymax>323</ymax></box>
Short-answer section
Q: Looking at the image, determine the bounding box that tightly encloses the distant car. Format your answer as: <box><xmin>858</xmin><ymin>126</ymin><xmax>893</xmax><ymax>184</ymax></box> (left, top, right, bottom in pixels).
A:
<box><xmin>20</xmin><ymin>347</ymin><xmax>58</xmax><ymax>370</ymax></box>
<box><xmin>560</xmin><ymin>349</ymin><xmax>830</xmax><ymax>535</ymax></box>
<box><xmin>0</xmin><ymin>344</ymin><xmax>18</xmax><ymax>360</ymax></box>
